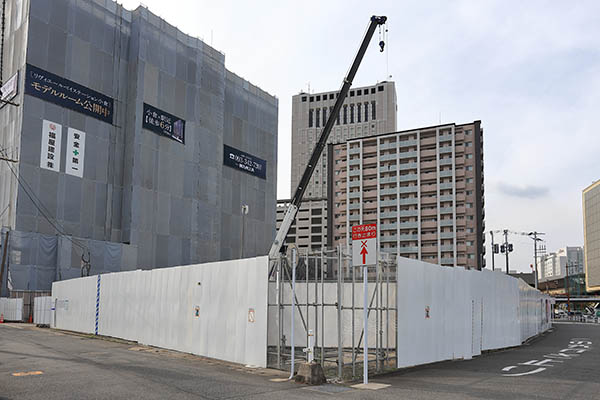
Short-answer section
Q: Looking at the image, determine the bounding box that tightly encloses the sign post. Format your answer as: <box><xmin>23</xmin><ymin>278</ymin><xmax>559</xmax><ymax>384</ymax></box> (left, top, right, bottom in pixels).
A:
<box><xmin>352</xmin><ymin>223</ymin><xmax>377</xmax><ymax>385</ymax></box>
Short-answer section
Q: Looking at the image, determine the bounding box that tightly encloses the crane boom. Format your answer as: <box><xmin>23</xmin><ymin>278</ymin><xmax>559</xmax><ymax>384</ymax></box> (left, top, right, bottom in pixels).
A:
<box><xmin>269</xmin><ymin>15</ymin><xmax>387</xmax><ymax>259</ymax></box>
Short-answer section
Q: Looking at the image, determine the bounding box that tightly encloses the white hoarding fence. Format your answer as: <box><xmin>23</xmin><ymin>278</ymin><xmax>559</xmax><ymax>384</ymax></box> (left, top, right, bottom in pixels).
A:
<box><xmin>0</xmin><ymin>298</ymin><xmax>24</xmax><ymax>321</ymax></box>
<box><xmin>397</xmin><ymin>258</ymin><xmax>553</xmax><ymax>368</ymax></box>
<box><xmin>33</xmin><ymin>296</ymin><xmax>53</xmax><ymax>325</ymax></box>
<box><xmin>52</xmin><ymin>256</ymin><xmax>269</xmax><ymax>368</ymax></box>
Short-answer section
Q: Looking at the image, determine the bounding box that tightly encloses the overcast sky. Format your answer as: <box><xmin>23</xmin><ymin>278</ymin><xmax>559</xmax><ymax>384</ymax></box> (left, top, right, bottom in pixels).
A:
<box><xmin>121</xmin><ymin>0</ymin><xmax>600</xmax><ymax>272</ymax></box>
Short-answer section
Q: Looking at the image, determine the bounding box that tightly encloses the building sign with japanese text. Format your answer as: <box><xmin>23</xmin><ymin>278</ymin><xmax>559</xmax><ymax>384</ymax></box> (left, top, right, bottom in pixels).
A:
<box><xmin>66</xmin><ymin>128</ymin><xmax>85</xmax><ymax>178</ymax></box>
<box><xmin>223</xmin><ymin>144</ymin><xmax>267</xmax><ymax>180</ymax></box>
<box><xmin>142</xmin><ymin>103</ymin><xmax>185</xmax><ymax>144</ymax></box>
<box><xmin>24</xmin><ymin>64</ymin><xmax>113</xmax><ymax>124</ymax></box>
<box><xmin>40</xmin><ymin>120</ymin><xmax>62</xmax><ymax>172</ymax></box>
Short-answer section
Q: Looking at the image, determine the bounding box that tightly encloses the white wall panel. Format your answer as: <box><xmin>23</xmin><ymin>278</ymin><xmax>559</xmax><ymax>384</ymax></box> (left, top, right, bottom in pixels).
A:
<box><xmin>33</xmin><ymin>296</ymin><xmax>53</xmax><ymax>325</ymax></box>
<box><xmin>51</xmin><ymin>256</ymin><xmax>269</xmax><ymax>368</ymax></box>
<box><xmin>397</xmin><ymin>258</ymin><xmax>552</xmax><ymax>368</ymax></box>
<box><xmin>0</xmin><ymin>298</ymin><xmax>24</xmax><ymax>321</ymax></box>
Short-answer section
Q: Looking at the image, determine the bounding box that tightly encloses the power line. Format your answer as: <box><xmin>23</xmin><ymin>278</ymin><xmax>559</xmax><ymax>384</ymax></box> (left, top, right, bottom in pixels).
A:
<box><xmin>0</xmin><ymin>149</ymin><xmax>88</xmax><ymax>252</ymax></box>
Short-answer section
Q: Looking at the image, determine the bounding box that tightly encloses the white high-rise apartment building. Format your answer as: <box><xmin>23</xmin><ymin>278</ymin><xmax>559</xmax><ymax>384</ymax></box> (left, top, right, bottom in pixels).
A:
<box><xmin>290</xmin><ymin>81</ymin><xmax>397</xmax><ymax>198</ymax></box>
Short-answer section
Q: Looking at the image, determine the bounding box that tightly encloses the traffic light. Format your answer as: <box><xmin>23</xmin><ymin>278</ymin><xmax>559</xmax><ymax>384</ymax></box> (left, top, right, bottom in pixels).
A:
<box><xmin>508</xmin><ymin>243</ymin><xmax>513</xmax><ymax>252</ymax></box>
<box><xmin>493</xmin><ymin>244</ymin><xmax>499</xmax><ymax>254</ymax></box>
<box><xmin>500</xmin><ymin>244</ymin><xmax>506</xmax><ymax>253</ymax></box>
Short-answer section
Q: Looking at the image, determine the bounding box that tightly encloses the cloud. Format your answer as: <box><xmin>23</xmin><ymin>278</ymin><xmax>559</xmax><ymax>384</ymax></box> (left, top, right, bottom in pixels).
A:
<box><xmin>497</xmin><ymin>183</ymin><xmax>549</xmax><ymax>199</ymax></box>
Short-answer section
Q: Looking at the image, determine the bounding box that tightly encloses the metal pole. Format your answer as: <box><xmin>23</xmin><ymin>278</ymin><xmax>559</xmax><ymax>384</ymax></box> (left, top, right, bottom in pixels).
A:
<box><xmin>386</xmin><ymin>260</ymin><xmax>390</xmax><ymax>367</ymax></box>
<box><xmin>306</xmin><ymin>251</ymin><xmax>310</xmax><ymax>361</ymax></box>
<box><xmin>314</xmin><ymin>251</ymin><xmax>319</xmax><ymax>363</ymax></box>
<box><xmin>337</xmin><ymin>245</ymin><xmax>343</xmax><ymax>379</ymax></box>
<box><xmin>363</xmin><ymin>263</ymin><xmax>368</xmax><ymax>384</ymax></box>
<box><xmin>0</xmin><ymin>230</ymin><xmax>9</xmax><ymax>296</ymax></box>
<box><xmin>321</xmin><ymin>248</ymin><xmax>324</xmax><ymax>366</ymax></box>
<box><xmin>288</xmin><ymin>248</ymin><xmax>297</xmax><ymax>380</ymax></box>
<box><xmin>276</xmin><ymin>255</ymin><xmax>281</xmax><ymax>369</ymax></box>
<box><xmin>490</xmin><ymin>231</ymin><xmax>495</xmax><ymax>271</ymax></box>
<box><xmin>375</xmin><ymin>259</ymin><xmax>380</xmax><ymax>372</ymax></box>
<box><xmin>566</xmin><ymin>261</ymin><xmax>571</xmax><ymax>314</ymax></box>
<box><xmin>533</xmin><ymin>235</ymin><xmax>538</xmax><ymax>289</ymax></box>
<box><xmin>352</xmin><ymin>252</ymin><xmax>356</xmax><ymax>378</ymax></box>
<box><xmin>504</xmin><ymin>229</ymin><xmax>509</xmax><ymax>274</ymax></box>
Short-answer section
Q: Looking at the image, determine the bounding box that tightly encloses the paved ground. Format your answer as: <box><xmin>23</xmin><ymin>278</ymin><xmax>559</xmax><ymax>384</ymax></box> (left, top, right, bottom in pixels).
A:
<box><xmin>1</xmin><ymin>322</ymin><xmax>599</xmax><ymax>399</ymax></box>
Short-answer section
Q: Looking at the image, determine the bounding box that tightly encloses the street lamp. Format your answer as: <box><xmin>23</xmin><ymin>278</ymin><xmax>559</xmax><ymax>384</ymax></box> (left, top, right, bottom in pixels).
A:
<box><xmin>241</xmin><ymin>204</ymin><xmax>249</xmax><ymax>259</ymax></box>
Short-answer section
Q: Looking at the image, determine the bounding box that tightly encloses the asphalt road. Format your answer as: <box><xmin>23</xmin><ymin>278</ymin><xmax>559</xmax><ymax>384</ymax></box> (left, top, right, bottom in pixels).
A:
<box><xmin>1</xmin><ymin>322</ymin><xmax>599</xmax><ymax>399</ymax></box>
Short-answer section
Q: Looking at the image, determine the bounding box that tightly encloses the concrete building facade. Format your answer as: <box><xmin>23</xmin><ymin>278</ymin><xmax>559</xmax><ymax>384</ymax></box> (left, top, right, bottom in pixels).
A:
<box><xmin>276</xmin><ymin>198</ymin><xmax>327</xmax><ymax>252</ymax></box>
<box><xmin>328</xmin><ymin>121</ymin><xmax>485</xmax><ymax>269</ymax></box>
<box><xmin>0</xmin><ymin>0</ymin><xmax>277</xmax><ymax>291</ymax></box>
<box><xmin>538</xmin><ymin>247</ymin><xmax>584</xmax><ymax>282</ymax></box>
<box><xmin>290</xmin><ymin>81</ymin><xmax>396</xmax><ymax>198</ymax></box>
<box><xmin>583</xmin><ymin>180</ymin><xmax>600</xmax><ymax>292</ymax></box>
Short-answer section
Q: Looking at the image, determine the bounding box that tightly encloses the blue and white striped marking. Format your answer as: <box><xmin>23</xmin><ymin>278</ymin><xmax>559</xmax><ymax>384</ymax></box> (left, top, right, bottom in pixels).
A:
<box><xmin>95</xmin><ymin>274</ymin><xmax>101</xmax><ymax>335</ymax></box>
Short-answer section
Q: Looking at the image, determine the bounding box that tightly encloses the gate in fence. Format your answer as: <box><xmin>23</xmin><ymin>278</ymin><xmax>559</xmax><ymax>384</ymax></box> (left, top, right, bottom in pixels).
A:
<box><xmin>267</xmin><ymin>246</ymin><xmax>398</xmax><ymax>380</ymax></box>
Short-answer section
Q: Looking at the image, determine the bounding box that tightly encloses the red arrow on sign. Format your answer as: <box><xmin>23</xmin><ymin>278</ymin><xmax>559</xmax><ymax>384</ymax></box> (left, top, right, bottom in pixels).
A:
<box><xmin>360</xmin><ymin>245</ymin><xmax>368</xmax><ymax>264</ymax></box>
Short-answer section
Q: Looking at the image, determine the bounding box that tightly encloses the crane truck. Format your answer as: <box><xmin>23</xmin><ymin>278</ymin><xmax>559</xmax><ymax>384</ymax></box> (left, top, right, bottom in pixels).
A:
<box><xmin>269</xmin><ymin>15</ymin><xmax>388</xmax><ymax>260</ymax></box>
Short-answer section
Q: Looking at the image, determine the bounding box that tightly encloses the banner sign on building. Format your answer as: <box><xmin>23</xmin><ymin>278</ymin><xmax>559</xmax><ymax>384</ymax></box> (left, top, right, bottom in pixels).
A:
<box><xmin>223</xmin><ymin>144</ymin><xmax>267</xmax><ymax>179</ymax></box>
<box><xmin>24</xmin><ymin>64</ymin><xmax>114</xmax><ymax>124</ymax></box>
<box><xmin>66</xmin><ymin>128</ymin><xmax>86</xmax><ymax>178</ymax></box>
<box><xmin>40</xmin><ymin>120</ymin><xmax>62</xmax><ymax>172</ymax></box>
<box><xmin>0</xmin><ymin>70</ymin><xmax>18</xmax><ymax>108</ymax></box>
<box><xmin>142</xmin><ymin>103</ymin><xmax>185</xmax><ymax>144</ymax></box>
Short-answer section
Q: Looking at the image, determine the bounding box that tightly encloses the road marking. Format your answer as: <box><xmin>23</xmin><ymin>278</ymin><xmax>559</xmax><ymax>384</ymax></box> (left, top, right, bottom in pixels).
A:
<box><xmin>502</xmin><ymin>338</ymin><xmax>592</xmax><ymax>377</ymax></box>
<box><xmin>351</xmin><ymin>382</ymin><xmax>390</xmax><ymax>390</ymax></box>
<box><xmin>12</xmin><ymin>371</ymin><xmax>43</xmax><ymax>377</ymax></box>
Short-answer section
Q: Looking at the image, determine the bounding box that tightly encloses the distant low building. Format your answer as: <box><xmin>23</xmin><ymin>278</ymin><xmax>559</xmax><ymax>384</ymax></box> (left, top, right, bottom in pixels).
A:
<box><xmin>538</xmin><ymin>247</ymin><xmax>584</xmax><ymax>283</ymax></box>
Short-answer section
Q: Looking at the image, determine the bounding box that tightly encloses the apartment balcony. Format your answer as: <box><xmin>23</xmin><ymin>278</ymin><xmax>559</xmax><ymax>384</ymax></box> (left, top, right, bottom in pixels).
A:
<box><xmin>421</xmin><ymin>149</ymin><xmax>436</xmax><ymax>158</ymax></box>
<box><xmin>399</xmin><ymin>174</ymin><xmax>418</xmax><ymax>182</ymax></box>
<box><xmin>399</xmin><ymin>234</ymin><xmax>418</xmax><ymax>241</ymax></box>
<box><xmin>421</xmin><ymin>233</ymin><xmax>437</xmax><ymax>241</ymax></box>
<box><xmin>399</xmin><ymin>151</ymin><xmax>418</xmax><ymax>159</ymax></box>
<box><xmin>349</xmin><ymin>147</ymin><xmax>361</xmax><ymax>155</ymax></box>
<box><xmin>421</xmin><ymin>220</ymin><xmax>437</xmax><ymax>229</ymax></box>
<box><xmin>399</xmin><ymin>246</ymin><xmax>419</xmax><ymax>254</ymax></box>
<box><xmin>421</xmin><ymin>208</ymin><xmax>437</xmax><ymax>217</ymax></box>
<box><xmin>400</xmin><ymin>197</ymin><xmax>419</xmax><ymax>205</ymax></box>
<box><xmin>398</xmin><ymin>162</ymin><xmax>418</xmax><ymax>170</ymax></box>
<box><xmin>421</xmin><ymin>160</ymin><xmax>437</xmax><ymax>169</ymax></box>
<box><xmin>440</xmin><ymin>232</ymin><xmax>455</xmax><ymax>239</ymax></box>
<box><xmin>400</xmin><ymin>209</ymin><xmax>418</xmax><ymax>217</ymax></box>
<box><xmin>421</xmin><ymin>196</ymin><xmax>437</xmax><ymax>205</ymax></box>
<box><xmin>440</xmin><ymin>220</ymin><xmax>454</xmax><ymax>227</ymax></box>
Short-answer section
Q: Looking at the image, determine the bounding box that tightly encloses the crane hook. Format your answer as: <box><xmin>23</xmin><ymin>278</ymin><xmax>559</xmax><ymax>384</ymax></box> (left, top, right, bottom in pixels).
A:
<box><xmin>379</xmin><ymin>40</ymin><xmax>385</xmax><ymax>52</ymax></box>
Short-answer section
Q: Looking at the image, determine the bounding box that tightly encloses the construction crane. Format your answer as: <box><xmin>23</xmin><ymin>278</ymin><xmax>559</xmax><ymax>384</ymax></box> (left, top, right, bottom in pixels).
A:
<box><xmin>268</xmin><ymin>15</ymin><xmax>388</xmax><ymax>259</ymax></box>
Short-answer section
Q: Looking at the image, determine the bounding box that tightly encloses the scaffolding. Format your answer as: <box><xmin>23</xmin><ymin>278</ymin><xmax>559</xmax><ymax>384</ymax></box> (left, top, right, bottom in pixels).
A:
<box><xmin>267</xmin><ymin>246</ymin><xmax>398</xmax><ymax>381</ymax></box>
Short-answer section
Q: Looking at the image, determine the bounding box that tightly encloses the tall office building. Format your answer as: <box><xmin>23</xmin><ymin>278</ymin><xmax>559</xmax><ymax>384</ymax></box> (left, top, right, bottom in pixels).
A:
<box><xmin>0</xmin><ymin>0</ymin><xmax>277</xmax><ymax>292</ymax></box>
<box><xmin>328</xmin><ymin>121</ymin><xmax>485</xmax><ymax>269</ymax></box>
<box><xmin>583</xmin><ymin>180</ymin><xmax>600</xmax><ymax>292</ymax></box>
<box><xmin>290</xmin><ymin>81</ymin><xmax>396</xmax><ymax>198</ymax></box>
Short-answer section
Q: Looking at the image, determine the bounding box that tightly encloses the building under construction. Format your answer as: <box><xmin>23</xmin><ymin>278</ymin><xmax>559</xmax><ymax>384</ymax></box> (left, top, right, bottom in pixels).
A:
<box><xmin>0</xmin><ymin>0</ymin><xmax>278</xmax><ymax>293</ymax></box>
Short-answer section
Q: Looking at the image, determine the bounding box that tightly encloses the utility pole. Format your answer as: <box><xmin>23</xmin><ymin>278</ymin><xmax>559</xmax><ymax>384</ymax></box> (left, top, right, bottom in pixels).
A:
<box><xmin>503</xmin><ymin>229</ymin><xmax>510</xmax><ymax>274</ymax></box>
<box><xmin>528</xmin><ymin>231</ymin><xmax>545</xmax><ymax>290</ymax></box>
<box><xmin>490</xmin><ymin>230</ymin><xmax>496</xmax><ymax>271</ymax></box>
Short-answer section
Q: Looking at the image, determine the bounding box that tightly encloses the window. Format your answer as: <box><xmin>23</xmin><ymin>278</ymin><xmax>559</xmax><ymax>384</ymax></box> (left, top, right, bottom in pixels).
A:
<box><xmin>316</xmin><ymin>109</ymin><xmax>320</xmax><ymax>128</ymax></box>
<box><xmin>465</xmin><ymin>142</ymin><xmax>472</xmax><ymax>147</ymax></box>
<box><xmin>336</xmin><ymin>109</ymin><xmax>340</xmax><ymax>125</ymax></box>
<box><xmin>316</xmin><ymin>95</ymin><xmax>321</xmax><ymax>101</ymax></box>
<box><xmin>357</xmin><ymin>89</ymin><xmax>362</xmax><ymax>96</ymax></box>
<box><xmin>343</xmin><ymin>105</ymin><xmax>348</xmax><ymax>124</ymax></box>
<box><xmin>371</xmin><ymin>88</ymin><xmax>376</xmax><ymax>94</ymax></box>
<box><xmin>350</xmin><ymin>104</ymin><xmax>354</xmax><ymax>123</ymax></box>
<box><xmin>301</xmin><ymin>96</ymin><xmax>307</xmax><ymax>102</ymax></box>
<box><xmin>357</xmin><ymin>103</ymin><xmax>362</xmax><ymax>123</ymax></box>
<box><xmin>378</xmin><ymin>85</ymin><xmax>384</xmax><ymax>92</ymax></box>
<box><xmin>466</xmin><ymin>154</ymin><xmax>473</xmax><ymax>159</ymax></box>
<box><xmin>466</xmin><ymin>202</ymin><xmax>473</xmax><ymax>208</ymax></box>
<box><xmin>308</xmin><ymin>109</ymin><xmax>314</xmax><ymax>127</ymax></box>
<box><xmin>467</xmin><ymin>254</ymin><xmax>475</xmax><ymax>259</ymax></box>
<box><xmin>465</xmin><ymin>129</ymin><xmax>472</xmax><ymax>135</ymax></box>
<box><xmin>466</xmin><ymin>178</ymin><xmax>473</xmax><ymax>183</ymax></box>
<box><xmin>350</xmin><ymin>90</ymin><xmax>355</xmax><ymax>97</ymax></box>
<box><xmin>329</xmin><ymin>93</ymin><xmax>334</xmax><ymax>100</ymax></box>
<box><xmin>322</xmin><ymin>108</ymin><xmax>327</xmax><ymax>126</ymax></box>
<box><xmin>310</xmin><ymin>96</ymin><xmax>314</xmax><ymax>102</ymax></box>
<box><xmin>364</xmin><ymin>102</ymin><xmax>369</xmax><ymax>121</ymax></box>
<box><xmin>466</xmin><ymin>166</ymin><xmax>473</xmax><ymax>171</ymax></box>
<box><xmin>371</xmin><ymin>101</ymin><xmax>376</xmax><ymax>120</ymax></box>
